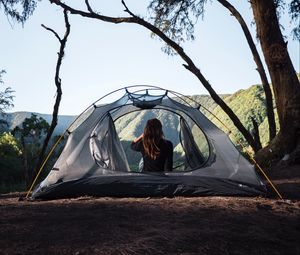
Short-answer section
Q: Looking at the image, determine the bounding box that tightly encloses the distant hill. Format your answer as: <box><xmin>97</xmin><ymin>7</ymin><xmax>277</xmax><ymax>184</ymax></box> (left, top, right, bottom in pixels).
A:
<box><xmin>1</xmin><ymin>84</ymin><xmax>276</xmax><ymax>147</ymax></box>
<box><xmin>1</xmin><ymin>112</ymin><xmax>76</xmax><ymax>136</ymax></box>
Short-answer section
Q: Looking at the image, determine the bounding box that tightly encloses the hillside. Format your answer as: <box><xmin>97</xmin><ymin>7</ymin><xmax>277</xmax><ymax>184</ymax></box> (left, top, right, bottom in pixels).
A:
<box><xmin>209</xmin><ymin>85</ymin><xmax>276</xmax><ymax>147</ymax></box>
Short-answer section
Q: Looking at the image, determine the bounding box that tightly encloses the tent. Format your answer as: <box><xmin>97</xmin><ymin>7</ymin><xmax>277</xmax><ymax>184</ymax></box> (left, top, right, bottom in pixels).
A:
<box><xmin>31</xmin><ymin>86</ymin><xmax>267</xmax><ymax>199</ymax></box>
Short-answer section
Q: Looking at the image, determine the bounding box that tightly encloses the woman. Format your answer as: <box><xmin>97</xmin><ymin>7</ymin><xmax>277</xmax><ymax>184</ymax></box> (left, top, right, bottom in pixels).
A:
<box><xmin>131</xmin><ymin>118</ymin><xmax>173</xmax><ymax>172</ymax></box>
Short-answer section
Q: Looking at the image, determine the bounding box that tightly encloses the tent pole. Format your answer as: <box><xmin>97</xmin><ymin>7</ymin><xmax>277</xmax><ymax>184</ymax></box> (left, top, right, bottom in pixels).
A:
<box><xmin>25</xmin><ymin>134</ymin><xmax>64</xmax><ymax>199</ymax></box>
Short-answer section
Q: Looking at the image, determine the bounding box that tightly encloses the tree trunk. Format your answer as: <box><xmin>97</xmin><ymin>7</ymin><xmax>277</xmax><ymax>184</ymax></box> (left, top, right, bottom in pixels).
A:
<box><xmin>21</xmin><ymin>139</ymin><xmax>30</xmax><ymax>188</ymax></box>
<box><xmin>36</xmin><ymin>10</ymin><xmax>70</xmax><ymax>174</ymax></box>
<box><xmin>251</xmin><ymin>0</ymin><xmax>300</xmax><ymax>165</ymax></box>
<box><xmin>251</xmin><ymin>116</ymin><xmax>262</xmax><ymax>149</ymax></box>
<box><xmin>217</xmin><ymin>0</ymin><xmax>276</xmax><ymax>142</ymax></box>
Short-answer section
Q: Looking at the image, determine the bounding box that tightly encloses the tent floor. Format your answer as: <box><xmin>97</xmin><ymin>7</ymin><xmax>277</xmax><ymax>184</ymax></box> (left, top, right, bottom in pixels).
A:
<box><xmin>32</xmin><ymin>175</ymin><xmax>266</xmax><ymax>200</ymax></box>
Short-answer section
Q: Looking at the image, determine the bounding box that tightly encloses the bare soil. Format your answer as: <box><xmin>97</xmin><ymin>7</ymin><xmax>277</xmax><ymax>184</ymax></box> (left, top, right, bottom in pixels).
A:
<box><xmin>0</xmin><ymin>165</ymin><xmax>299</xmax><ymax>255</ymax></box>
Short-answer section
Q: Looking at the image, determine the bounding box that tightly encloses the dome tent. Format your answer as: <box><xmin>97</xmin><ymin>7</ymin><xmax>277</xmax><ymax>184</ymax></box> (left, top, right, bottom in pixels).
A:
<box><xmin>30</xmin><ymin>85</ymin><xmax>267</xmax><ymax>199</ymax></box>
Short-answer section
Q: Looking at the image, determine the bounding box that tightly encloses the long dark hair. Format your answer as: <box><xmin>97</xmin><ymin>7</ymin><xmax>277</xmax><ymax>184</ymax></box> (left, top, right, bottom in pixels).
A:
<box><xmin>143</xmin><ymin>118</ymin><xmax>164</xmax><ymax>159</ymax></box>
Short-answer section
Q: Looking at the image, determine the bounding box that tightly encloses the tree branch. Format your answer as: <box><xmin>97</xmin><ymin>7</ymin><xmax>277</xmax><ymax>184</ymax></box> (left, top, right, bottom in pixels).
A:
<box><xmin>217</xmin><ymin>0</ymin><xmax>276</xmax><ymax>142</ymax></box>
<box><xmin>41</xmin><ymin>24</ymin><xmax>61</xmax><ymax>42</ymax></box>
<box><xmin>121</xmin><ymin>0</ymin><xmax>136</xmax><ymax>17</ymax></box>
<box><xmin>50</xmin><ymin>0</ymin><xmax>133</xmax><ymax>23</ymax></box>
<box><xmin>49</xmin><ymin>0</ymin><xmax>261</xmax><ymax>151</ymax></box>
<box><xmin>85</xmin><ymin>0</ymin><xmax>94</xmax><ymax>13</ymax></box>
<box><xmin>36</xmin><ymin>9</ymin><xmax>71</xmax><ymax>174</ymax></box>
<box><xmin>251</xmin><ymin>116</ymin><xmax>262</xmax><ymax>149</ymax></box>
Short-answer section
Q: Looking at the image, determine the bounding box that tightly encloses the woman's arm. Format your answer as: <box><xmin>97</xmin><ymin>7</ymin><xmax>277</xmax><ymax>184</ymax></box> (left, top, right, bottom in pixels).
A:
<box><xmin>131</xmin><ymin>133</ymin><xmax>144</xmax><ymax>151</ymax></box>
<box><xmin>133</xmin><ymin>133</ymin><xmax>144</xmax><ymax>143</ymax></box>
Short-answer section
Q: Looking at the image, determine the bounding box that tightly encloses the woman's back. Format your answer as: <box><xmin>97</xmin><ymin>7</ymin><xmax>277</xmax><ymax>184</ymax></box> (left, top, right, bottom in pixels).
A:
<box><xmin>131</xmin><ymin>118</ymin><xmax>173</xmax><ymax>172</ymax></box>
<box><xmin>131</xmin><ymin>138</ymin><xmax>173</xmax><ymax>172</ymax></box>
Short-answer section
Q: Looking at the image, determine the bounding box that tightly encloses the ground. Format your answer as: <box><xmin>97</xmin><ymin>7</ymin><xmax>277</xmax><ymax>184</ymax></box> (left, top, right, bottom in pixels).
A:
<box><xmin>0</xmin><ymin>165</ymin><xmax>299</xmax><ymax>255</ymax></box>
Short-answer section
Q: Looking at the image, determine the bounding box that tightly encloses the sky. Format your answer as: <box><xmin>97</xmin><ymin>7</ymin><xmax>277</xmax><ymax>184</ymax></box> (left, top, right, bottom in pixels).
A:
<box><xmin>1</xmin><ymin>0</ymin><xmax>299</xmax><ymax>115</ymax></box>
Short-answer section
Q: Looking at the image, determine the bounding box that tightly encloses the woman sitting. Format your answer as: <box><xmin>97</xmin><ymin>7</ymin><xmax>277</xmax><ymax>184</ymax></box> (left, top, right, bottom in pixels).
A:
<box><xmin>131</xmin><ymin>118</ymin><xmax>173</xmax><ymax>172</ymax></box>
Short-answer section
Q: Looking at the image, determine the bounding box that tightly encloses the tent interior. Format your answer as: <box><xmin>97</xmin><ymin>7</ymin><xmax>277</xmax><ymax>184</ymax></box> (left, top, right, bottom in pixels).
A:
<box><xmin>31</xmin><ymin>86</ymin><xmax>267</xmax><ymax>199</ymax></box>
<box><xmin>107</xmin><ymin>108</ymin><xmax>209</xmax><ymax>172</ymax></box>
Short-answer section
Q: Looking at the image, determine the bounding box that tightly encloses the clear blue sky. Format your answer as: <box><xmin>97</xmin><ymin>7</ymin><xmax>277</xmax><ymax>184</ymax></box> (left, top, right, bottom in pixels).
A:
<box><xmin>1</xmin><ymin>0</ymin><xmax>299</xmax><ymax>115</ymax></box>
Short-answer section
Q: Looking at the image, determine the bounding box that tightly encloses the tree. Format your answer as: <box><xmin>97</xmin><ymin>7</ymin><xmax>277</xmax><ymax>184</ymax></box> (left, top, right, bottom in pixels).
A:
<box><xmin>213</xmin><ymin>0</ymin><xmax>276</xmax><ymax>142</ymax></box>
<box><xmin>1</xmin><ymin>2</ymin><xmax>72</xmax><ymax>194</ymax></box>
<box><xmin>35</xmin><ymin>9</ymin><xmax>71</xmax><ymax>176</ymax></box>
<box><xmin>1</xmin><ymin>2</ymin><xmax>71</xmax><ymax>176</ymax></box>
<box><xmin>12</xmin><ymin>114</ymin><xmax>50</xmax><ymax>187</ymax></box>
<box><xmin>250</xmin><ymin>0</ymin><xmax>300</xmax><ymax>164</ymax></box>
<box><xmin>0</xmin><ymin>70</ymin><xmax>14</xmax><ymax>131</ymax></box>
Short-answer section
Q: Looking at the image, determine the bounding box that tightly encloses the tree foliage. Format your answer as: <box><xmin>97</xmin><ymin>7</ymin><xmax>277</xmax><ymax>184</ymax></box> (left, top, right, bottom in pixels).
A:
<box><xmin>12</xmin><ymin>113</ymin><xmax>49</xmax><ymax>158</ymax></box>
<box><xmin>0</xmin><ymin>70</ymin><xmax>14</xmax><ymax>116</ymax></box>
<box><xmin>0</xmin><ymin>132</ymin><xmax>23</xmax><ymax>193</ymax></box>
<box><xmin>148</xmin><ymin>0</ymin><xmax>208</xmax><ymax>45</ymax></box>
<box><xmin>148</xmin><ymin>0</ymin><xmax>300</xmax><ymax>42</ymax></box>
<box><xmin>12</xmin><ymin>114</ymin><xmax>49</xmax><ymax>186</ymax></box>
<box><xmin>0</xmin><ymin>0</ymin><xmax>39</xmax><ymax>24</ymax></box>
<box><xmin>288</xmin><ymin>0</ymin><xmax>300</xmax><ymax>40</ymax></box>
<box><xmin>0</xmin><ymin>70</ymin><xmax>14</xmax><ymax>132</ymax></box>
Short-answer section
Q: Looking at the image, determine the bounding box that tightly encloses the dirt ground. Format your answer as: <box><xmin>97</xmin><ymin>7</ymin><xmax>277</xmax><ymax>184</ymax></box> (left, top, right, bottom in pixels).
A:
<box><xmin>0</xmin><ymin>165</ymin><xmax>299</xmax><ymax>255</ymax></box>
